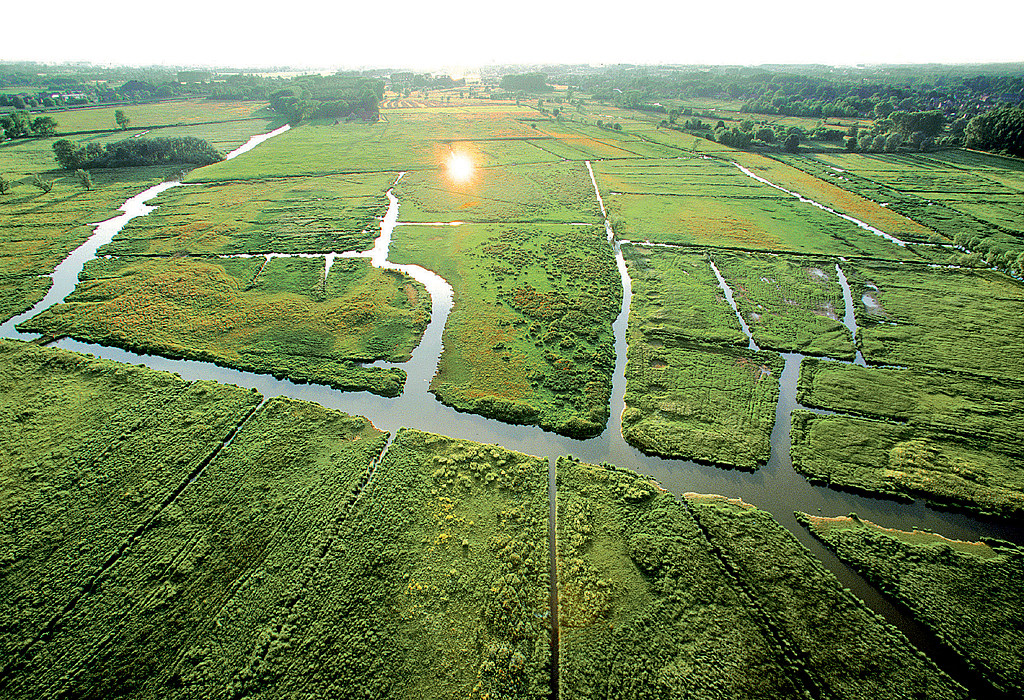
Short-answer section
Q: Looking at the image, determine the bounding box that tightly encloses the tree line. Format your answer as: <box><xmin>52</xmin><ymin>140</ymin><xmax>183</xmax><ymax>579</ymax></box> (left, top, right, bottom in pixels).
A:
<box><xmin>52</xmin><ymin>137</ymin><xmax>223</xmax><ymax>170</ymax></box>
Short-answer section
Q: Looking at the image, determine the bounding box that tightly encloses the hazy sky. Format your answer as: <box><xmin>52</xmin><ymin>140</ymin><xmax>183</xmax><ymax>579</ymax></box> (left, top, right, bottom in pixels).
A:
<box><xmin>6</xmin><ymin>1</ymin><xmax>1023</xmax><ymax>70</ymax></box>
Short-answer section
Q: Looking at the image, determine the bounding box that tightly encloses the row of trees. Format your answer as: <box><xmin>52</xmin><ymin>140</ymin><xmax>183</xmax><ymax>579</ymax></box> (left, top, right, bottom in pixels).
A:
<box><xmin>0</xmin><ymin>169</ymin><xmax>91</xmax><ymax>195</ymax></box>
<box><xmin>52</xmin><ymin>137</ymin><xmax>222</xmax><ymax>170</ymax></box>
<box><xmin>963</xmin><ymin>104</ymin><xmax>1024</xmax><ymax>157</ymax></box>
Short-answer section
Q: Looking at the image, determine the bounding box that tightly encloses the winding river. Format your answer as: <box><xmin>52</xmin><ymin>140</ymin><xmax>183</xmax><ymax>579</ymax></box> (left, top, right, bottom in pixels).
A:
<box><xmin>3</xmin><ymin>130</ymin><xmax>1021</xmax><ymax>686</ymax></box>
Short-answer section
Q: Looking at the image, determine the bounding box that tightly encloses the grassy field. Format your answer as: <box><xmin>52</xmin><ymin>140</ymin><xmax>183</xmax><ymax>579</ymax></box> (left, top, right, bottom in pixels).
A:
<box><xmin>45</xmin><ymin>100</ymin><xmax>275</xmax><ymax>134</ymax></box>
<box><xmin>103</xmin><ymin>172</ymin><xmax>394</xmax><ymax>256</ymax></box>
<box><xmin>847</xmin><ymin>262</ymin><xmax>1024</xmax><ymax>381</ymax></box>
<box><xmin>395</xmin><ymin>160</ymin><xmax>601</xmax><ymax>224</ymax></box>
<box><xmin>712</xmin><ymin>251</ymin><xmax>855</xmax><ymax>358</ymax></box>
<box><xmin>556</xmin><ymin>458</ymin><xmax>802</xmax><ymax>699</ymax></box>
<box><xmin>0</xmin><ymin>340</ymin><xmax>264</xmax><ymax>691</ymax></box>
<box><xmin>688</xmin><ymin>495</ymin><xmax>965</xmax><ymax>700</ymax></box>
<box><xmin>800</xmin><ymin>514</ymin><xmax>1024</xmax><ymax>696</ymax></box>
<box><xmin>18</xmin><ymin>255</ymin><xmax>428</xmax><ymax>396</ymax></box>
<box><xmin>554</xmin><ymin>455</ymin><xmax>964</xmax><ymax>700</ymax></box>
<box><xmin>790</xmin><ymin>411</ymin><xmax>1024</xmax><ymax>517</ymax></box>
<box><xmin>391</xmin><ymin>220</ymin><xmax>621</xmax><ymax>438</ymax></box>
<box><xmin>798</xmin><ymin>358</ymin><xmax>1024</xmax><ymax>449</ymax></box>
<box><xmin>622</xmin><ymin>342</ymin><xmax>782</xmax><ymax>469</ymax></box>
<box><xmin>592</xmin><ymin>156</ymin><xmax>919</xmax><ymax>258</ymax></box>
<box><xmin>622</xmin><ymin>244</ymin><xmax>747</xmax><ymax>348</ymax></box>
<box><xmin>0</xmin><ymin>102</ymin><xmax>282</xmax><ymax>323</ymax></box>
<box><xmin>781</xmin><ymin>150</ymin><xmax>1024</xmax><ymax>264</ymax></box>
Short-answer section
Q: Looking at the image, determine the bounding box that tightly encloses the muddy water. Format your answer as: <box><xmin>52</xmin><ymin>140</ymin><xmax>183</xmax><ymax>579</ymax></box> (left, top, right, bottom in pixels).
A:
<box><xmin>835</xmin><ymin>262</ymin><xmax>868</xmax><ymax>366</ymax></box>
<box><xmin>3</xmin><ymin>138</ymin><xmax>1022</xmax><ymax>691</ymax></box>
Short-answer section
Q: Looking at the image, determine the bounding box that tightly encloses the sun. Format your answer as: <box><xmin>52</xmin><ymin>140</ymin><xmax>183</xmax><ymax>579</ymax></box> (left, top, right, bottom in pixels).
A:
<box><xmin>447</xmin><ymin>153</ymin><xmax>474</xmax><ymax>183</ymax></box>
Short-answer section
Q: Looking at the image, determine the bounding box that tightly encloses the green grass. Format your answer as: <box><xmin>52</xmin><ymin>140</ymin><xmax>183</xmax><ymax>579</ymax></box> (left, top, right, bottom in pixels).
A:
<box><xmin>622</xmin><ymin>244</ymin><xmax>747</xmax><ymax>347</ymax></box>
<box><xmin>0</xmin><ymin>340</ymin><xmax>263</xmax><ymax>689</ymax></box>
<box><xmin>798</xmin><ymin>358</ymin><xmax>1024</xmax><ymax>449</ymax></box>
<box><xmin>848</xmin><ymin>262</ymin><xmax>1024</xmax><ymax>381</ymax></box>
<box><xmin>712</xmin><ymin>251</ymin><xmax>855</xmax><ymax>358</ymax></box>
<box><xmin>103</xmin><ymin>173</ymin><xmax>394</xmax><ymax>256</ymax></box>
<box><xmin>592</xmin><ymin>157</ymin><xmax>920</xmax><ymax>258</ymax></box>
<box><xmin>799</xmin><ymin>513</ymin><xmax>1024</xmax><ymax>696</ymax></box>
<box><xmin>688</xmin><ymin>495</ymin><xmax>966</xmax><ymax>700</ymax></box>
<box><xmin>790</xmin><ymin>411</ymin><xmax>1024</xmax><ymax>517</ymax></box>
<box><xmin>622</xmin><ymin>343</ymin><xmax>782</xmax><ymax>469</ymax></box>
<box><xmin>395</xmin><ymin>160</ymin><xmax>602</xmax><ymax>224</ymax></box>
<box><xmin>18</xmin><ymin>255</ymin><xmax>429</xmax><ymax>396</ymax></box>
<box><xmin>556</xmin><ymin>458</ymin><xmax>802</xmax><ymax>700</ymax></box>
<box><xmin>230</xmin><ymin>428</ymin><xmax>551</xmax><ymax>699</ymax></box>
<box><xmin>391</xmin><ymin>221</ymin><xmax>621</xmax><ymax>438</ymax></box>
<box><xmin>0</xmin><ymin>103</ymin><xmax>286</xmax><ymax>322</ymax></box>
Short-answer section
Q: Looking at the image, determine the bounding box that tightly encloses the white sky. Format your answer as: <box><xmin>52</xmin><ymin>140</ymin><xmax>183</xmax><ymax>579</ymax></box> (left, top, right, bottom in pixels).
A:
<box><xmin>5</xmin><ymin>1</ymin><xmax>1023</xmax><ymax>71</ymax></box>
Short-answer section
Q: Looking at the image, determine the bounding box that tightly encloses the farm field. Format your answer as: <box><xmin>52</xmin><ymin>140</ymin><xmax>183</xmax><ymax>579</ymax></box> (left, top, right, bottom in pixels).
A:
<box><xmin>591</xmin><ymin>156</ymin><xmax>920</xmax><ymax>258</ymax></box>
<box><xmin>18</xmin><ymin>255</ymin><xmax>427</xmax><ymax>396</ymax></box>
<box><xmin>847</xmin><ymin>262</ymin><xmax>1024</xmax><ymax>381</ymax></box>
<box><xmin>621</xmin><ymin>341</ymin><xmax>782</xmax><ymax>469</ymax></box>
<box><xmin>778</xmin><ymin>150</ymin><xmax>1024</xmax><ymax>266</ymax></box>
<box><xmin>687</xmin><ymin>495</ymin><xmax>965</xmax><ymax>700</ymax></box>
<box><xmin>790</xmin><ymin>411</ymin><xmax>1024</xmax><ymax>516</ymax></box>
<box><xmin>800</xmin><ymin>514</ymin><xmax>1024</xmax><ymax>696</ymax></box>
<box><xmin>391</xmin><ymin>217</ymin><xmax>620</xmax><ymax>437</ymax></box>
<box><xmin>102</xmin><ymin>172</ymin><xmax>394</xmax><ymax>256</ymax></box>
<box><xmin>0</xmin><ymin>102</ymin><xmax>281</xmax><ymax>323</ymax></box>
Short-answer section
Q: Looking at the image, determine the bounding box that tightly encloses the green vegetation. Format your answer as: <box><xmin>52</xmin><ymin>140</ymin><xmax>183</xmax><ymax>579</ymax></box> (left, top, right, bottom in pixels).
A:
<box><xmin>555</xmin><ymin>457</ymin><xmax>965</xmax><ymax>699</ymax></box>
<box><xmin>779</xmin><ymin>150</ymin><xmax>1024</xmax><ymax>276</ymax></box>
<box><xmin>712</xmin><ymin>251</ymin><xmax>854</xmax><ymax>358</ymax></box>
<box><xmin>102</xmin><ymin>172</ymin><xmax>393</xmax><ymax>256</ymax></box>
<box><xmin>798</xmin><ymin>358</ymin><xmax>1024</xmax><ymax>447</ymax></box>
<box><xmin>848</xmin><ymin>262</ymin><xmax>1024</xmax><ymax>382</ymax></box>
<box><xmin>500</xmin><ymin>73</ymin><xmax>552</xmax><ymax>93</ymax></box>
<box><xmin>396</xmin><ymin>160</ymin><xmax>601</xmax><ymax>224</ymax></box>
<box><xmin>800</xmin><ymin>514</ymin><xmax>1024</xmax><ymax>696</ymax></box>
<box><xmin>0</xmin><ymin>340</ymin><xmax>263</xmax><ymax>690</ymax></box>
<box><xmin>622</xmin><ymin>244</ymin><xmax>746</xmax><ymax>347</ymax></box>
<box><xmin>622</xmin><ymin>343</ymin><xmax>782</xmax><ymax>469</ymax></box>
<box><xmin>619</xmin><ymin>244</ymin><xmax>781</xmax><ymax>468</ymax></box>
<box><xmin>965</xmin><ymin>104</ymin><xmax>1024</xmax><ymax>157</ymax></box>
<box><xmin>392</xmin><ymin>217</ymin><xmax>620</xmax><ymax>438</ymax></box>
<box><xmin>593</xmin><ymin>156</ymin><xmax>919</xmax><ymax>258</ymax></box>
<box><xmin>791</xmin><ymin>411</ymin><xmax>1024</xmax><ymax>516</ymax></box>
<box><xmin>52</xmin><ymin>136</ymin><xmax>223</xmax><ymax>170</ymax></box>
<box><xmin>688</xmin><ymin>495</ymin><xmax>966</xmax><ymax>700</ymax></box>
<box><xmin>18</xmin><ymin>255</ymin><xmax>428</xmax><ymax>397</ymax></box>
<box><xmin>557</xmin><ymin>457</ymin><xmax>802</xmax><ymax>699</ymax></box>
<box><xmin>242</xmin><ymin>428</ymin><xmax>550</xmax><ymax>699</ymax></box>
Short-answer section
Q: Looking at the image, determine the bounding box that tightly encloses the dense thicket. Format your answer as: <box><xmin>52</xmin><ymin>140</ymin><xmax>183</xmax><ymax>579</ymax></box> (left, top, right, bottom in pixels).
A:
<box><xmin>964</xmin><ymin>105</ymin><xmax>1024</xmax><ymax>156</ymax></box>
<box><xmin>268</xmin><ymin>75</ymin><xmax>384</xmax><ymax>124</ymax></box>
<box><xmin>52</xmin><ymin>136</ymin><xmax>222</xmax><ymax>169</ymax></box>
<box><xmin>499</xmin><ymin>73</ymin><xmax>552</xmax><ymax>92</ymax></box>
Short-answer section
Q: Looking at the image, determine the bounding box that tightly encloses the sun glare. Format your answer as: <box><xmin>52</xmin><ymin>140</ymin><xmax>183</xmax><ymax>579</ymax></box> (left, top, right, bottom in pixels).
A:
<box><xmin>447</xmin><ymin>153</ymin><xmax>474</xmax><ymax>183</ymax></box>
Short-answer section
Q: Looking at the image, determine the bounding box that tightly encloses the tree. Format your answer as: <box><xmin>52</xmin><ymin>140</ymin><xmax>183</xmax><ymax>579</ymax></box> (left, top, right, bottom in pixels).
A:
<box><xmin>0</xmin><ymin>175</ymin><xmax>11</xmax><ymax>195</ymax></box>
<box><xmin>783</xmin><ymin>133</ymin><xmax>800</xmax><ymax>152</ymax></box>
<box><xmin>53</xmin><ymin>140</ymin><xmax>87</xmax><ymax>170</ymax></box>
<box><xmin>0</xmin><ymin>111</ymin><xmax>31</xmax><ymax>138</ymax></box>
<box><xmin>846</xmin><ymin>136</ymin><xmax>857</xmax><ymax>151</ymax></box>
<box><xmin>115</xmin><ymin>109</ymin><xmax>130</xmax><ymax>130</ymax></box>
<box><xmin>30</xmin><ymin>174</ymin><xmax>53</xmax><ymax>193</ymax></box>
<box><xmin>75</xmin><ymin>169</ymin><xmax>93</xmax><ymax>191</ymax></box>
<box><xmin>31</xmin><ymin>116</ymin><xmax>58</xmax><ymax>137</ymax></box>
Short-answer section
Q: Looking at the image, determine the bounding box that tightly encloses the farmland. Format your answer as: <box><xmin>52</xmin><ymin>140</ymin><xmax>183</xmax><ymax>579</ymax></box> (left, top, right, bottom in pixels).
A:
<box><xmin>2</xmin><ymin>72</ymin><xmax>1024</xmax><ymax>699</ymax></box>
<box><xmin>555</xmin><ymin>457</ymin><xmax>964</xmax><ymax>699</ymax></box>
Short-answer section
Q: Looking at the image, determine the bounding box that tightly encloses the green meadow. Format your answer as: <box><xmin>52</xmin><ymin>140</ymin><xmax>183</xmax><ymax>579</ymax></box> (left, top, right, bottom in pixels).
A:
<box><xmin>19</xmin><ymin>255</ymin><xmax>427</xmax><ymax>396</ymax></box>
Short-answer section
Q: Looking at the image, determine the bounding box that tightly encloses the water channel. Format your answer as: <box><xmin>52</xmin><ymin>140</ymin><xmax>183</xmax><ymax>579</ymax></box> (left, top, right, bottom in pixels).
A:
<box><xmin>3</xmin><ymin>131</ymin><xmax>1021</xmax><ymax>693</ymax></box>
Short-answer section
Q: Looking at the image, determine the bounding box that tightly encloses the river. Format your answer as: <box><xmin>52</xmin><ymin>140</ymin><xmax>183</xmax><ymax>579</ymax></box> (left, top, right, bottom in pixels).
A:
<box><xmin>2</xmin><ymin>131</ymin><xmax>1021</xmax><ymax>688</ymax></box>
